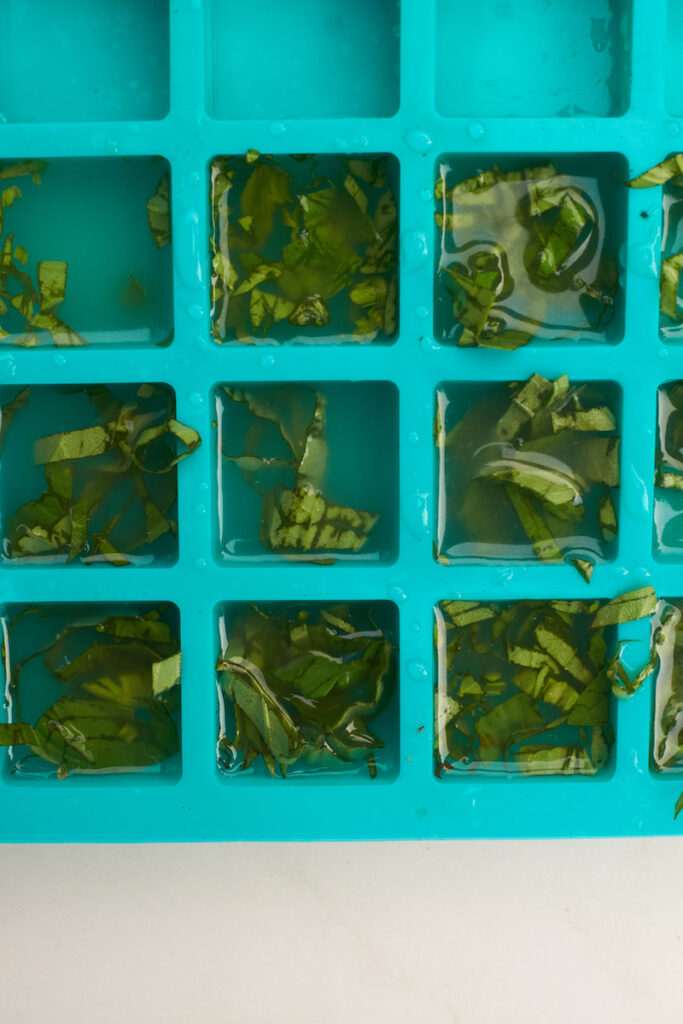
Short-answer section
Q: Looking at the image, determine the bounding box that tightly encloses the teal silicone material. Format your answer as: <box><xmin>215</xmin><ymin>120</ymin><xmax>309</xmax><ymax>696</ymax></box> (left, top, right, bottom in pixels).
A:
<box><xmin>0</xmin><ymin>0</ymin><xmax>680</xmax><ymax>840</ymax></box>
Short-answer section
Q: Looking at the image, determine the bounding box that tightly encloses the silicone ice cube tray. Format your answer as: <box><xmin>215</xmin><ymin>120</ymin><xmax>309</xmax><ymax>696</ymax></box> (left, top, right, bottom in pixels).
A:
<box><xmin>0</xmin><ymin>0</ymin><xmax>682</xmax><ymax>841</ymax></box>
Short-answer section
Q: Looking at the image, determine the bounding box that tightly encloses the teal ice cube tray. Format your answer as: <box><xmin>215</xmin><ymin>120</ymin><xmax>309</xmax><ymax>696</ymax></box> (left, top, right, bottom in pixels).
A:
<box><xmin>0</xmin><ymin>0</ymin><xmax>681</xmax><ymax>840</ymax></box>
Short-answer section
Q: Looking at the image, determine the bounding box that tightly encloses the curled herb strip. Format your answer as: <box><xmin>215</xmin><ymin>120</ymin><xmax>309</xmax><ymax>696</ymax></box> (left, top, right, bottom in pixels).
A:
<box><xmin>436</xmin><ymin>375</ymin><xmax>620</xmax><ymax>581</ymax></box>
<box><xmin>626</xmin><ymin>156</ymin><xmax>683</xmax><ymax>332</ymax></box>
<box><xmin>435</xmin><ymin>161</ymin><xmax>618</xmax><ymax>347</ymax></box>
<box><xmin>0</xmin><ymin>160</ymin><xmax>85</xmax><ymax>347</ymax></box>
<box><xmin>0</xmin><ymin>384</ymin><xmax>201</xmax><ymax>566</ymax></box>
<box><xmin>435</xmin><ymin>589</ymin><xmax>657</xmax><ymax>777</ymax></box>
<box><xmin>222</xmin><ymin>385</ymin><xmax>378</xmax><ymax>556</ymax></box>
<box><xmin>0</xmin><ymin>604</ymin><xmax>180</xmax><ymax>778</ymax></box>
<box><xmin>210</xmin><ymin>152</ymin><xmax>398</xmax><ymax>343</ymax></box>
<box><xmin>217</xmin><ymin>603</ymin><xmax>396</xmax><ymax>778</ymax></box>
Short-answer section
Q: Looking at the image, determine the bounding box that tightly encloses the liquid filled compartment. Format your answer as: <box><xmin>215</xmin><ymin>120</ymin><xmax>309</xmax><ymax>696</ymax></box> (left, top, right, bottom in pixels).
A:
<box><xmin>215</xmin><ymin>380</ymin><xmax>399</xmax><ymax>564</ymax></box>
<box><xmin>0</xmin><ymin>157</ymin><xmax>173</xmax><ymax>347</ymax></box>
<box><xmin>216</xmin><ymin>600</ymin><xmax>399</xmax><ymax>781</ymax></box>
<box><xmin>0</xmin><ymin>602</ymin><xmax>182</xmax><ymax>782</ymax></box>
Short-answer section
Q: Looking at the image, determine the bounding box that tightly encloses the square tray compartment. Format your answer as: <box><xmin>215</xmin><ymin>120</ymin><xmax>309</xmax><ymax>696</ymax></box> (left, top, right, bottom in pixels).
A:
<box><xmin>0</xmin><ymin>0</ymin><xmax>170</xmax><ymax>123</ymax></box>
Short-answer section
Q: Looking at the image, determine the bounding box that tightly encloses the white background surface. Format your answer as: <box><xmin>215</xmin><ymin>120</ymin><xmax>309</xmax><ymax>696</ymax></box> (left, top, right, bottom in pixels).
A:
<box><xmin>0</xmin><ymin>838</ymin><xmax>680</xmax><ymax>1023</ymax></box>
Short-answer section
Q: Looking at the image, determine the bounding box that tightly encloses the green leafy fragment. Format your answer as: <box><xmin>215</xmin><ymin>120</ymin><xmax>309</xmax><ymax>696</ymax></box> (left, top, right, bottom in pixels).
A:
<box><xmin>0</xmin><ymin>604</ymin><xmax>181</xmax><ymax>778</ymax></box>
<box><xmin>590</xmin><ymin>586</ymin><xmax>657</xmax><ymax>628</ymax></box>
<box><xmin>626</xmin><ymin>155</ymin><xmax>683</xmax><ymax>189</ymax></box>
<box><xmin>0</xmin><ymin>160</ymin><xmax>85</xmax><ymax>347</ymax></box>
<box><xmin>1</xmin><ymin>385</ymin><xmax>201</xmax><ymax>565</ymax></box>
<box><xmin>217</xmin><ymin>604</ymin><xmax>396</xmax><ymax>777</ymax></box>
<box><xmin>222</xmin><ymin>385</ymin><xmax>378</xmax><ymax>559</ymax></box>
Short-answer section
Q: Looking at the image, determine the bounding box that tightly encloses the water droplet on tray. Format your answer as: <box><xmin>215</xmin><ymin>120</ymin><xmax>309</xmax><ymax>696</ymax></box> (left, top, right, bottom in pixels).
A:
<box><xmin>405</xmin><ymin>130</ymin><xmax>432</xmax><ymax>155</ymax></box>
<box><xmin>388</xmin><ymin>583</ymin><xmax>408</xmax><ymax>603</ymax></box>
<box><xmin>411</xmin><ymin>622</ymin><xmax>422</xmax><ymax>635</ymax></box>
<box><xmin>188</xmin><ymin>392</ymin><xmax>203</xmax><ymax>408</ymax></box>
<box><xmin>195</xmin><ymin>503</ymin><xmax>207</xmax><ymax>517</ymax></box>
<box><xmin>187</xmin><ymin>171</ymin><xmax>200</xmax><ymax>187</ymax></box>
<box><xmin>667</xmin><ymin>121</ymin><xmax>681</xmax><ymax>137</ymax></box>
<box><xmin>420</xmin><ymin>336</ymin><xmax>438</xmax><ymax>353</ymax></box>
<box><xmin>401</xmin><ymin>230</ymin><xmax>429</xmax><ymax>270</ymax></box>
<box><xmin>407</xmin><ymin>431</ymin><xmax>420</xmax><ymax>445</ymax></box>
<box><xmin>623</xmin><ymin>467</ymin><xmax>650</xmax><ymax>520</ymax></box>
<box><xmin>195</xmin><ymin>557</ymin><xmax>207</xmax><ymax>569</ymax></box>
<box><xmin>420</xmin><ymin>187</ymin><xmax>432</xmax><ymax>202</ymax></box>
<box><xmin>627</xmin><ymin>241</ymin><xmax>658</xmax><ymax>279</ymax></box>
<box><xmin>260</xmin><ymin>353</ymin><xmax>276</xmax><ymax>368</ymax></box>
<box><xmin>407</xmin><ymin>661</ymin><xmax>429</xmax><ymax>682</ymax></box>
<box><xmin>52</xmin><ymin>353</ymin><xmax>66</xmax><ymax>367</ymax></box>
<box><xmin>416</xmin><ymin>306</ymin><xmax>429</xmax><ymax>320</ymax></box>
<box><xmin>188</xmin><ymin>304</ymin><xmax>204</xmax><ymax>320</ymax></box>
<box><xmin>269</xmin><ymin>122</ymin><xmax>286</xmax><ymax>137</ymax></box>
<box><xmin>468</xmin><ymin>122</ymin><xmax>485</xmax><ymax>140</ymax></box>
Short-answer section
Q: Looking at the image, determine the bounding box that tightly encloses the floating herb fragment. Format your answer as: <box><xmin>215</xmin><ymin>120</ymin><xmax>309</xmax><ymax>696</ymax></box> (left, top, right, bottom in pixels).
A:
<box><xmin>0</xmin><ymin>604</ymin><xmax>181</xmax><ymax>778</ymax></box>
<box><xmin>435</xmin><ymin>159</ymin><xmax>619</xmax><ymax>346</ymax></box>
<box><xmin>0</xmin><ymin>384</ymin><xmax>201</xmax><ymax>565</ymax></box>
<box><xmin>146</xmin><ymin>173</ymin><xmax>170</xmax><ymax>248</ymax></box>
<box><xmin>220</xmin><ymin>384</ymin><xmax>379</xmax><ymax>558</ymax></box>
<box><xmin>0</xmin><ymin>160</ymin><xmax>85</xmax><ymax>347</ymax></box>
<box><xmin>217</xmin><ymin>603</ymin><xmax>397</xmax><ymax>778</ymax></box>
<box><xmin>436</xmin><ymin>589</ymin><xmax>658</xmax><ymax>776</ymax></box>
<box><xmin>626</xmin><ymin>157</ymin><xmax>683</xmax><ymax>331</ymax></box>
<box><xmin>654</xmin><ymin>382</ymin><xmax>683</xmax><ymax>556</ymax></box>
<box><xmin>436</xmin><ymin>376</ymin><xmax>620</xmax><ymax>579</ymax></box>
<box><xmin>210</xmin><ymin>152</ymin><xmax>398</xmax><ymax>343</ymax></box>
<box><xmin>650</xmin><ymin>601</ymin><xmax>683</xmax><ymax>817</ymax></box>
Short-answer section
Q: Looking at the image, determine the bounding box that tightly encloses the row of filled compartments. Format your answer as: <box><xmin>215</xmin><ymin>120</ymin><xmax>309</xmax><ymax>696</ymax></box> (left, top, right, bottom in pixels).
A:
<box><xmin>0</xmin><ymin>375</ymin><xmax>681</xmax><ymax>570</ymax></box>
<box><xmin>0</xmin><ymin>591</ymin><xmax>679</xmax><ymax>786</ymax></box>
<box><xmin>0</xmin><ymin>1</ymin><xmax>674</xmax><ymax>122</ymax></box>
<box><xmin>4</xmin><ymin>150</ymin><xmax>683</xmax><ymax>349</ymax></box>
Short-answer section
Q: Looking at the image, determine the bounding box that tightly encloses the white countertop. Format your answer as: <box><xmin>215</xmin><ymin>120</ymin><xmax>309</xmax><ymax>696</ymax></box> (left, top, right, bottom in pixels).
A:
<box><xmin>1</xmin><ymin>838</ymin><xmax>678</xmax><ymax>1023</ymax></box>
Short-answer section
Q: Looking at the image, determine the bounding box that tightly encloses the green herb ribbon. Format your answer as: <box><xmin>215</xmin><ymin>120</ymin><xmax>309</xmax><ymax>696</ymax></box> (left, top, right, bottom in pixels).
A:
<box><xmin>0</xmin><ymin>160</ymin><xmax>85</xmax><ymax>347</ymax></box>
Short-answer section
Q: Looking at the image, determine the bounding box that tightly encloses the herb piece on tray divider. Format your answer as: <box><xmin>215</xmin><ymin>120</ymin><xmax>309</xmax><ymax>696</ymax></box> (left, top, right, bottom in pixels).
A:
<box><xmin>434</xmin><ymin>161</ymin><xmax>618</xmax><ymax>347</ymax></box>
<box><xmin>0</xmin><ymin>604</ymin><xmax>181</xmax><ymax>778</ymax></box>
<box><xmin>209</xmin><ymin>152</ymin><xmax>398</xmax><ymax>344</ymax></box>
<box><xmin>0</xmin><ymin>160</ymin><xmax>85</xmax><ymax>347</ymax></box>
<box><xmin>435</xmin><ymin>374</ymin><xmax>620</xmax><ymax>580</ymax></box>
<box><xmin>434</xmin><ymin>587</ymin><xmax>658</xmax><ymax>777</ymax></box>
<box><xmin>216</xmin><ymin>603</ymin><xmax>396</xmax><ymax>778</ymax></box>
<box><xmin>626</xmin><ymin>156</ymin><xmax>683</xmax><ymax>329</ymax></box>
<box><xmin>0</xmin><ymin>384</ymin><xmax>201</xmax><ymax>565</ymax></box>
<box><xmin>222</xmin><ymin>385</ymin><xmax>378</xmax><ymax>557</ymax></box>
